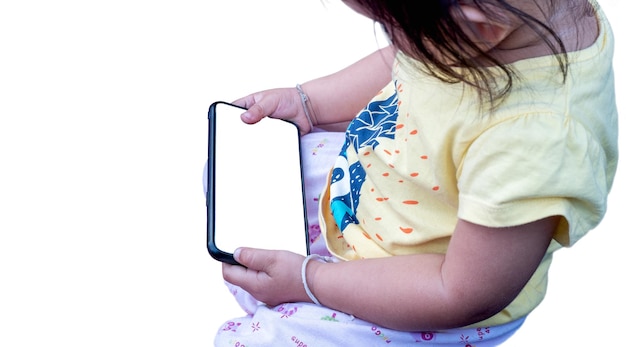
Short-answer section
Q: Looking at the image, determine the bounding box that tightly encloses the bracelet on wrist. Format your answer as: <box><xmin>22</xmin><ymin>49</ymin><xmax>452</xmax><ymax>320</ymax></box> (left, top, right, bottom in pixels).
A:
<box><xmin>301</xmin><ymin>254</ymin><xmax>335</xmax><ymax>306</ymax></box>
<box><xmin>295</xmin><ymin>84</ymin><xmax>318</xmax><ymax>131</ymax></box>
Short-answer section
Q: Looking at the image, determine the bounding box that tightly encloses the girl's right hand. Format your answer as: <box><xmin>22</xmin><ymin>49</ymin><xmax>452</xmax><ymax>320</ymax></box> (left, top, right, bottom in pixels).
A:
<box><xmin>232</xmin><ymin>87</ymin><xmax>313</xmax><ymax>135</ymax></box>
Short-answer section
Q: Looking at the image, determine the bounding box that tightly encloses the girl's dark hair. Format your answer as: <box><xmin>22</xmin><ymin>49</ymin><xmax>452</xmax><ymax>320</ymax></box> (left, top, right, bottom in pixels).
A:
<box><xmin>355</xmin><ymin>0</ymin><xmax>571</xmax><ymax>106</ymax></box>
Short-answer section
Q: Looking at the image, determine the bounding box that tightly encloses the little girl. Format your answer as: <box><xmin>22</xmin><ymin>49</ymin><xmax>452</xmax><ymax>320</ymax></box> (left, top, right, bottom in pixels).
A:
<box><xmin>213</xmin><ymin>0</ymin><xmax>618</xmax><ymax>345</ymax></box>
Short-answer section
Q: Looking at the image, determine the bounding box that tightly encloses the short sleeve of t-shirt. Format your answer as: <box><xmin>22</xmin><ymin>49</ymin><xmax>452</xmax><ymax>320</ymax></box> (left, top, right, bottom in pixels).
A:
<box><xmin>457</xmin><ymin>112</ymin><xmax>611</xmax><ymax>246</ymax></box>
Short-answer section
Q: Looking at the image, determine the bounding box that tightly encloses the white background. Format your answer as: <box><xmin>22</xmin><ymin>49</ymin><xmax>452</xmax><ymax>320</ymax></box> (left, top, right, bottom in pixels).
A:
<box><xmin>0</xmin><ymin>1</ymin><xmax>623</xmax><ymax>346</ymax></box>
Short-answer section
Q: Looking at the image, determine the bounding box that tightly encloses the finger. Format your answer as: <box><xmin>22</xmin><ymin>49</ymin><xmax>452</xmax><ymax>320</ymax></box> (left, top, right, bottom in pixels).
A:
<box><xmin>230</xmin><ymin>95</ymin><xmax>262</xmax><ymax>124</ymax></box>
<box><xmin>231</xmin><ymin>93</ymin><xmax>260</xmax><ymax>109</ymax></box>
<box><xmin>222</xmin><ymin>261</ymin><xmax>255</xmax><ymax>288</ymax></box>
<box><xmin>222</xmin><ymin>248</ymin><xmax>274</xmax><ymax>288</ymax></box>
<box><xmin>234</xmin><ymin>247</ymin><xmax>275</xmax><ymax>271</ymax></box>
<box><xmin>241</xmin><ymin>103</ymin><xmax>267</xmax><ymax>124</ymax></box>
<box><xmin>235</xmin><ymin>92</ymin><xmax>283</xmax><ymax>124</ymax></box>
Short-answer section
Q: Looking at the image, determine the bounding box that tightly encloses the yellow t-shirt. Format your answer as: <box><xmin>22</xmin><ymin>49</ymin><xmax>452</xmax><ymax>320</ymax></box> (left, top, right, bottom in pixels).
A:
<box><xmin>320</xmin><ymin>6</ymin><xmax>618</xmax><ymax>327</ymax></box>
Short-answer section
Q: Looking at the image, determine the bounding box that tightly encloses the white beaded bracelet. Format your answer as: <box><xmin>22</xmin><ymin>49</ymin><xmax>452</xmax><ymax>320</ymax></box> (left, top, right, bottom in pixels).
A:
<box><xmin>301</xmin><ymin>254</ymin><xmax>334</xmax><ymax>306</ymax></box>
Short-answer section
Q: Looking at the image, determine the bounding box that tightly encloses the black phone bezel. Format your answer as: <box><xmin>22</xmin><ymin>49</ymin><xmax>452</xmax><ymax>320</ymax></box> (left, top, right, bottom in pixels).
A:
<box><xmin>206</xmin><ymin>101</ymin><xmax>310</xmax><ymax>266</ymax></box>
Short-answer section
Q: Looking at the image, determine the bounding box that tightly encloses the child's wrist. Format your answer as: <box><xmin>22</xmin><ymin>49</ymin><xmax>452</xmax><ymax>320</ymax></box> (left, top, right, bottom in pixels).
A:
<box><xmin>301</xmin><ymin>254</ymin><xmax>333</xmax><ymax>305</ymax></box>
<box><xmin>295</xmin><ymin>84</ymin><xmax>319</xmax><ymax>133</ymax></box>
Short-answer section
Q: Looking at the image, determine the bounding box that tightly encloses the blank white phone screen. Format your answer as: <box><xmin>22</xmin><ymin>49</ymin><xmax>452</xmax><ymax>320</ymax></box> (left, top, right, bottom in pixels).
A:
<box><xmin>207</xmin><ymin>102</ymin><xmax>309</xmax><ymax>261</ymax></box>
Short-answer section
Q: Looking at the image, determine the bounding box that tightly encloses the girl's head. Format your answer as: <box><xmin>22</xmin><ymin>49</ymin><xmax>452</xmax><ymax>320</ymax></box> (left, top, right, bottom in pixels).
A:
<box><xmin>343</xmin><ymin>0</ymin><xmax>590</xmax><ymax>105</ymax></box>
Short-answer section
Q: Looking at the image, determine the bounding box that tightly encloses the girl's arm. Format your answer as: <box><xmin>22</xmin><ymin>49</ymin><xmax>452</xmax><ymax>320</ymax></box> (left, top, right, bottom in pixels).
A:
<box><xmin>300</xmin><ymin>45</ymin><xmax>397</xmax><ymax>125</ymax></box>
<box><xmin>225</xmin><ymin>216</ymin><xmax>558</xmax><ymax>331</ymax></box>
<box><xmin>305</xmin><ymin>217</ymin><xmax>558</xmax><ymax>330</ymax></box>
<box><xmin>233</xmin><ymin>46</ymin><xmax>396</xmax><ymax>134</ymax></box>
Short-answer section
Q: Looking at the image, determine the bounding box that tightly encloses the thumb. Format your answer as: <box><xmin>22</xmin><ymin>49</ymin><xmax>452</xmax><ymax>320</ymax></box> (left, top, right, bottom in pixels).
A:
<box><xmin>232</xmin><ymin>93</ymin><xmax>281</xmax><ymax>125</ymax></box>
<box><xmin>233</xmin><ymin>247</ymin><xmax>274</xmax><ymax>271</ymax></box>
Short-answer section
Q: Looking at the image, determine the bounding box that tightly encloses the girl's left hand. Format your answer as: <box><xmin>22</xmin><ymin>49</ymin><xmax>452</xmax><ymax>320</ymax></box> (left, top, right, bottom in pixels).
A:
<box><xmin>222</xmin><ymin>248</ymin><xmax>309</xmax><ymax>307</ymax></box>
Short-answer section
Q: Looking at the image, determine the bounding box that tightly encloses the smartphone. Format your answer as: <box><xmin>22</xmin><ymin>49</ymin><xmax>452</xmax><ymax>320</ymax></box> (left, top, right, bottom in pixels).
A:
<box><xmin>206</xmin><ymin>101</ymin><xmax>310</xmax><ymax>266</ymax></box>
